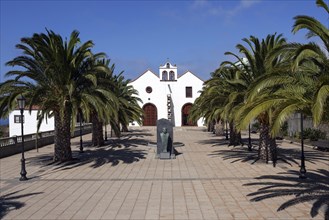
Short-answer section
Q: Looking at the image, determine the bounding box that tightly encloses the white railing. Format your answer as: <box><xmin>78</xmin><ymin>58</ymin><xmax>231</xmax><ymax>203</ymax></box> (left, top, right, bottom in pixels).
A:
<box><xmin>0</xmin><ymin>123</ymin><xmax>92</xmax><ymax>148</ymax></box>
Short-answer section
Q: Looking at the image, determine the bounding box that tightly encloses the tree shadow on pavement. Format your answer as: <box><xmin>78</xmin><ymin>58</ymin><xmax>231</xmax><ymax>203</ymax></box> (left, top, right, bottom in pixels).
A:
<box><xmin>58</xmin><ymin>137</ymin><xmax>148</xmax><ymax>170</ymax></box>
<box><xmin>276</xmin><ymin>147</ymin><xmax>329</xmax><ymax>167</ymax></box>
<box><xmin>197</xmin><ymin>138</ymin><xmax>229</xmax><ymax>147</ymax></box>
<box><xmin>244</xmin><ymin>169</ymin><xmax>329</xmax><ymax>219</ymax></box>
<box><xmin>208</xmin><ymin>144</ymin><xmax>328</xmax><ymax>167</ymax></box>
<box><xmin>71</xmin><ymin>134</ymin><xmax>150</xmax><ymax>149</ymax></box>
<box><xmin>71</xmin><ymin>147</ymin><xmax>147</xmax><ymax>169</ymax></box>
<box><xmin>28</xmin><ymin>137</ymin><xmax>148</xmax><ymax>172</ymax></box>
<box><xmin>122</xmin><ymin>128</ymin><xmax>155</xmax><ymax>138</ymax></box>
<box><xmin>208</xmin><ymin>147</ymin><xmax>259</xmax><ymax>164</ymax></box>
<box><xmin>198</xmin><ymin>137</ymin><xmax>260</xmax><ymax>148</ymax></box>
<box><xmin>0</xmin><ymin>190</ymin><xmax>43</xmax><ymax>219</ymax></box>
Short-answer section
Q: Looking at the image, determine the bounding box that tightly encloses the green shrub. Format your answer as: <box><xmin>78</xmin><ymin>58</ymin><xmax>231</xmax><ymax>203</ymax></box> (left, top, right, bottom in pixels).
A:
<box><xmin>280</xmin><ymin>121</ymin><xmax>288</xmax><ymax>137</ymax></box>
<box><xmin>251</xmin><ymin>122</ymin><xmax>260</xmax><ymax>132</ymax></box>
<box><xmin>301</xmin><ymin>128</ymin><xmax>326</xmax><ymax>141</ymax></box>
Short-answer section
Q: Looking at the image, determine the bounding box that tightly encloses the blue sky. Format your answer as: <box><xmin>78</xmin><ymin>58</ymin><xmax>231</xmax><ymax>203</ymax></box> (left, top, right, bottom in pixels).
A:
<box><xmin>0</xmin><ymin>0</ymin><xmax>327</xmax><ymax>82</ymax></box>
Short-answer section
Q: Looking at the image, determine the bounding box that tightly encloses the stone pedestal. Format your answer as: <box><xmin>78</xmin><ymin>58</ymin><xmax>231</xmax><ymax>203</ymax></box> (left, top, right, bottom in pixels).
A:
<box><xmin>160</xmin><ymin>152</ymin><xmax>171</xmax><ymax>159</ymax></box>
<box><xmin>156</xmin><ymin>118</ymin><xmax>174</xmax><ymax>159</ymax></box>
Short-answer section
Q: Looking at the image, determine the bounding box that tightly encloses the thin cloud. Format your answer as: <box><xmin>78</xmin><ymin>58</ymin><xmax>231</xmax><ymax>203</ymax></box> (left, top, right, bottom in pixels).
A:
<box><xmin>191</xmin><ymin>0</ymin><xmax>210</xmax><ymax>9</ymax></box>
<box><xmin>190</xmin><ymin>0</ymin><xmax>261</xmax><ymax>19</ymax></box>
<box><xmin>227</xmin><ymin>0</ymin><xmax>261</xmax><ymax>17</ymax></box>
<box><xmin>241</xmin><ymin>0</ymin><xmax>261</xmax><ymax>8</ymax></box>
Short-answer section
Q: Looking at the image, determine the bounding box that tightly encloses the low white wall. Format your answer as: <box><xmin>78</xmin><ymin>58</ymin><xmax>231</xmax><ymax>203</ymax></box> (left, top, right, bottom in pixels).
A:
<box><xmin>9</xmin><ymin>110</ymin><xmax>54</xmax><ymax>137</ymax></box>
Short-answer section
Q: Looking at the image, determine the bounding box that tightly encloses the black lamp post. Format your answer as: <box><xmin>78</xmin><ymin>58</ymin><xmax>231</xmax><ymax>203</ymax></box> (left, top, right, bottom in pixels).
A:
<box><xmin>17</xmin><ymin>95</ymin><xmax>27</xmax><ymax>181</ymax></box>
<box><xmin>299</xmin><ymin>112</ymin><xmax>307</xmax><ymax>179</ymax></box>
<box><xmin>225</xmin><ymin>121</ymin><xmax>229</xmax><ymax>140</ymax></box>
<box><xmin>79</xmin><ymin>110</ymin><xmax>83</xmax><ymax>153</ymax></box>
<box><xmin>248</xmin><ymin>124</ymin><xmax>252</xmax><ymax>151</ymax></box>
<box><xmin>104</xmin><ymin>123</ymin><xmax>108</xmax><ymax>141</ymax></box>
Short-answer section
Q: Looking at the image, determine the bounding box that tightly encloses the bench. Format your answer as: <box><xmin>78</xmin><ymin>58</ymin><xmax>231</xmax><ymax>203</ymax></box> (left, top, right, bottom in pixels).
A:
<box><xmin>312</xmin><ymin>140</ymin><xmax>329</xmax><ymax>151</ymax></box>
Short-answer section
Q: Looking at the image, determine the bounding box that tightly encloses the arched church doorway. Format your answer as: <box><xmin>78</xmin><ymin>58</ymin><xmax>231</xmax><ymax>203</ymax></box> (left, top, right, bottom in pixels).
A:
<box><xmin>143</xmin><ymin>103</ymin><xmax>157</xmax><ymax>126</ymax></box>
<box><xmin>181</xmin><ymin>103</ymin><xmax>197</xmax><ymax>126</ymax></box>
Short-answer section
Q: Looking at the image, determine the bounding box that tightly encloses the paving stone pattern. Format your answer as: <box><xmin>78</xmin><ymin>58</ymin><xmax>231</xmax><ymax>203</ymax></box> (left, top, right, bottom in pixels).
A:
<box><xmin>0</xmin><ymin>127</ymin><xmax>328</xmax><ymax>219</ymax></box>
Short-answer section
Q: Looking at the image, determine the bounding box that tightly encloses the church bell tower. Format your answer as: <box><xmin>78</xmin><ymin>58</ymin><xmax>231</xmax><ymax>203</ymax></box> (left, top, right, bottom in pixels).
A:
<box><xmin>159</xmin><ymin>61</ymin><xmax>177</xmax><ymax>81</ymax></box>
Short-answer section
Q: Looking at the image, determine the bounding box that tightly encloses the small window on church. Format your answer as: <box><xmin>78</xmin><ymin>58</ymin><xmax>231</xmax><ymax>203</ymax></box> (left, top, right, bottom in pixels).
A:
<box><xmin>146</xmin><ymin>86</ymin><xmax>152</xmax><ymax>93</ymax></box>
<box><xmin>162</xmin><ymin>71</ymin><xmax>168</xmax><ymax>81</ymax></box>
<box><xmin>186</xmin><ymin>87</ymin><xmax>192</xmax><ymax>98</ymax></box>
<box><xmin>169</xmin><ymin>71</ymin><xmax>175</xmax><ymax>80</ymax></box>
<box><xmin>14</xmin><ymin>115</ymin><xmax>24</xmax><ymax>123</ymax></box>
<box><xmin>166</xmin><ymin>63</ymin><xmax>170</xmax><ymax>68</ymax></box>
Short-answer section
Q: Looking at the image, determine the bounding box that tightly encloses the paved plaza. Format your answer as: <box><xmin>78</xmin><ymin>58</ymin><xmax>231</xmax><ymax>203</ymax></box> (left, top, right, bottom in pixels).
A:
<box><xmin>0</xmin><ymin>127</ymin><xmax>328</xmax><ymax>219</ymax></box>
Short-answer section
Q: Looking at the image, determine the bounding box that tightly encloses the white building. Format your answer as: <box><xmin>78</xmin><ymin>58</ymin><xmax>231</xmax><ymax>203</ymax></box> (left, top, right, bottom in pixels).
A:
<box><xmin>9</xmin><ymin>107</ymin><xmax>54</xmax><ymax>137</ymax></box>
<box><xmin>8</xmin><ymin>61</ymin><xmax>205</xmax><ymax>136</ymax></box>
<box><xmin>129</xmin><ymin>61</ymin><xmax>204</xmax><ymax>127</ymax></box>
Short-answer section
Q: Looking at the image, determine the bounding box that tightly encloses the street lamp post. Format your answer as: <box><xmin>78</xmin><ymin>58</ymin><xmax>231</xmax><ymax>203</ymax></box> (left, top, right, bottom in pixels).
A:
<box><xmin>17</xmin><ymin>95</ymin><xmax>27</xmax><ymax>181</ymax></box>
<box><xmin>248</xmin><ymin>124</ymin><xmax>252</xmax><ymax>151</ymax></box>
<box><xmin>105</xmin><ymin>123</ymin><xmax>108</xmax><ymax>141</ymax></box>
<box><xmin>225</xmin><ymin>121</ymin><xmax>229</xmax><ymax>140</ymax></box>
<box><xmin>79</xmin><ymin>110</ymin><xmax>83</xmax><ymax>153</ymax></box>
<box><xmin>299</xmin><ymin>112</ymin><xmax>307</xmax><ymax>179</ymax></box>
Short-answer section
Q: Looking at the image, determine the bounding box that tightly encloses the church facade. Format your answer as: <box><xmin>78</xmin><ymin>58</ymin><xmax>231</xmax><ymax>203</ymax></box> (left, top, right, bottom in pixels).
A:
<box><xmin>129</xmin><ymin>62</ymin><xmax>204</xmax><ymax>127</ymax></box>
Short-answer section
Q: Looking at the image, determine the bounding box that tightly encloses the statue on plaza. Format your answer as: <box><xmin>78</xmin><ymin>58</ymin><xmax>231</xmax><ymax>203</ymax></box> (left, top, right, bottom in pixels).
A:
<box><xmin>156</xmin><ymin>118</ymin><xmax>174</xmax><ymax>159</ymax></box>
<box><xmin>160</xmin><ymin>127</ymin><xmax>169</xmax><ymax>152</ymax></box>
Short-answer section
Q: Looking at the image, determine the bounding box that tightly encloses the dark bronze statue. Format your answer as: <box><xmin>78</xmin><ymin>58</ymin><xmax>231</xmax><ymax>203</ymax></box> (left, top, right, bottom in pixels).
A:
<box><xmin>160</xmin><ymin>127</ymin><xmax>169</xmax><ymax>152</ymax></box>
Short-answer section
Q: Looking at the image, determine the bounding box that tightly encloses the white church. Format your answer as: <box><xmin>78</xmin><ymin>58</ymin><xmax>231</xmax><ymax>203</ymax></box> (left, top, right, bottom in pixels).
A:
<box><xmin>129</xmin><ymin>61</ymin><xmax>204</xmax><ymax>127</ymax></box>
<box><xmin>8</xmin><ymin>61</ymin><xmax>204</xmax><ymax>137</ymax></box>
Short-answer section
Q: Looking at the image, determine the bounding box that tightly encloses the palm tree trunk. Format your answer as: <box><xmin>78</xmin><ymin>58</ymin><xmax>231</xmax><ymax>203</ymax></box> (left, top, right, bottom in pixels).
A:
<box><xmin>258</xmin><ymin>123</ymin><xmax>277</xmax><ymax>163</ymax></box>
<box><xmin>207</xmin><ymin>121</ymin><xmax>213</xmax><ymax>132</ymax></box>
<box><xmin>53</xmin><ymin>108</ymin><xmax>72</xmax><ymax>162</ymax></box>
<box><xmin>110</xmin><ymin>121</ymin><xmax>121</xmax><ymax>138</ymax></box>
<box><xmin>122</xmin><ymin>124</ymin><xmax>128</xmax><ymax>132</ymax></box>
<box><xmin>215</xmin><ymin>120</ymin><xmax>224</xmax><ymax>136</ymax></box>
<box><xmin>258</xmin><ymin>123</ymin><xmax>268</xmax><ymax>161</ymax></box>
<box><xmin>97</xmin><ymin>121</ymin><xmax>104</xmax><ymax>146</ymax></box>
<box><xmin>229</xmin><ymin>122</ymin><xmax>242</xmax><ymax>146</ymax></box>
<box><xmin>208</xmin><ymin>120</ymin><xmax>216</xmax><ymax>133</ymax></box>
<box><xmin>269</xmin><ymin>137</ymin><xmax>277</xmax><ymax>164</ymax></box>
<box><xmin>92</xmin><ymin>111</ymin><xmax>104</xmax><ymax>147</ymax></box>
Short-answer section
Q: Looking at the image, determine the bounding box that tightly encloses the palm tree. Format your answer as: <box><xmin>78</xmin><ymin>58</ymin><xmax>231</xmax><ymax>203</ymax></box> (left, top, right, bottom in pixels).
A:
<box><xmin>219</xmin><ymin>65</ymin><xmax>250</xmax><ymax>146</ymax></box>
<box><xmin>85</xmin><ymin>59</ymin><xmax>119</xmax><ymax>147</ymax></box>
<box><xmin>237</xmin><ymin>44</ymin><xmax>316</xmax><ymax>137</ymax></box>
<box><xmin>189</xmin><ymin>69</ymin><xmax>225</xmax><ymax>133</ymax></box>
<box><xmin>89</xmin><ymin>66</ymin><xmax>142</xmax><ymax>143</ymax></box>
<box><xmin>109</xmin><ymin>73</ymin><xmax>143</xmax><ymax>136</ymax></box>
<box><xmin>194</xmin><ymin>34</ymin><xmax>287</xmax><ymax>154</ymax></box>
<box><xmin>292</xmin><ymin>0</ymin><xmax>329</xmax><ymax>126</ymax></box>
<box><xmin>190</xmin><ymin>65</ymin><xmax>244</xmax><ymax>145</ymax></box>
<box><xmin>0</xmin><ymin>30</ymin><xmax>108</xmax><ymax>162</ymax></box>
<box><xmin>227</xmin><ymin>34</ymin><xmax>287</xmax><ymax>163</ymax></box>
<box><xmin>238</xmin><ymin>0</ymin><xmax>329</xmax><ymax>137</ymax></box>
<box><xmin>189</xmin><ymin>84</ymin><xmax>223</xmax><ymax>133</ymax></box>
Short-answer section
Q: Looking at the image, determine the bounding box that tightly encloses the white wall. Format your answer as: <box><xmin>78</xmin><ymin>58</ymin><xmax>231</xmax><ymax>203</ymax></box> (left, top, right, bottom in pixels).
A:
<box><xmin>129</xmin><ymin>67</ymin><xmax>204</xmax><ymax>127</ymax></box>
<box><xmin>9</xmin><ymin>110</ymin><xmax>54</xmax><ymax>137</ymax></box>
<box><xmin>174</xmin><ymin>72</ymin><xmax>204</xmax><ymax>126</ymax></box>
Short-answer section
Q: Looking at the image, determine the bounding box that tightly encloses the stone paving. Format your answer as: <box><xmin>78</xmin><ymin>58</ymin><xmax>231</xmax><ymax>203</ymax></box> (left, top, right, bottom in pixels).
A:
<box><xmin>0</xmin><ymin>126</ymin><xmax>328</xmax><ymax>220</ymax></box>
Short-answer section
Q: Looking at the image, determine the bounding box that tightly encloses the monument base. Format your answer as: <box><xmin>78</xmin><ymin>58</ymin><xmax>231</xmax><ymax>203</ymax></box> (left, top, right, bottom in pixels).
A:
<box><xmin>160</xmin><ymin>152</ymin><xmax>171</xmax><ymax>159</ymax></box>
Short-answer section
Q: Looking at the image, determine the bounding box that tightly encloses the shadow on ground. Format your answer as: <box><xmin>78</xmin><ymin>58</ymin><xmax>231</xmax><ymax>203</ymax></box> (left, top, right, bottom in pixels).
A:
<box><xmin>207</xmin><ymin>138</ymin><xmax>328</xmax><ymax>167</ymax></box>
<box><xmin>0</xmin><ymin>190</ymin><xmax>43</xmax><ymax>219</ymax></box>
<box><xmin>28</xmin><ymin>136</ymin><xmax>148</xmax><ymax>172</ymax></box>
<box><xmin>208</xmin><ymin>147</ymin><xmax>260</xmax><ymax>164</ymax></box>
<box><xmin>197</xmin><ymin>137</ymin><xmax>230</xmax><ymax>146</ymax></box>
<box><xmin>72</xmin><ymin>132</ymin><xmax>150</xmax><ymax>148</ymax></box>
<box><xmin>120</xmin><ymin>128</ymin><xmax>155</xmax><ymax>138</ymax></box>
<box><xmin>244</xmin><ymin>169</ymin><xmax>329</xmax><ymax>219</ymax></box>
